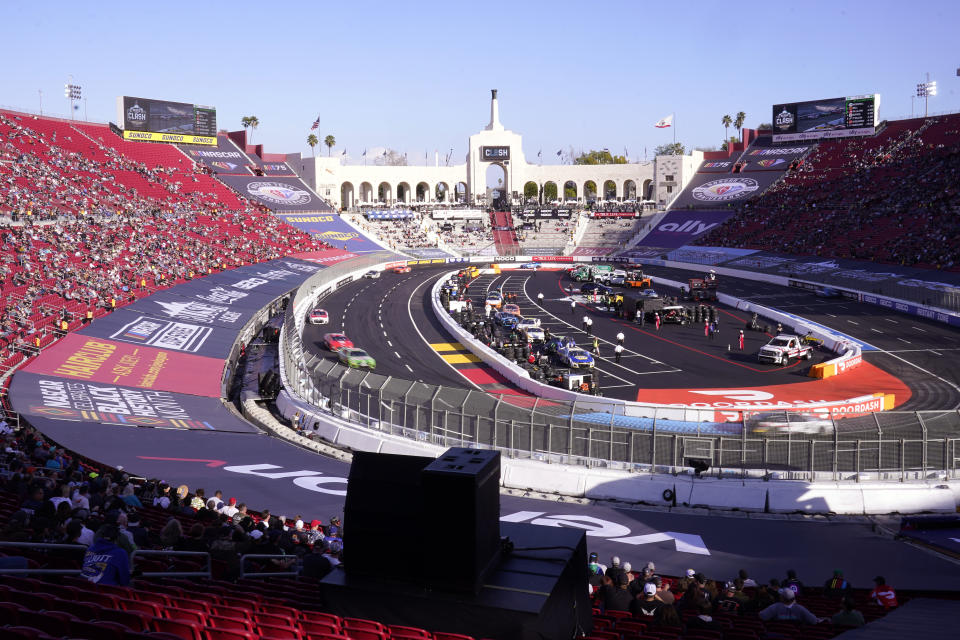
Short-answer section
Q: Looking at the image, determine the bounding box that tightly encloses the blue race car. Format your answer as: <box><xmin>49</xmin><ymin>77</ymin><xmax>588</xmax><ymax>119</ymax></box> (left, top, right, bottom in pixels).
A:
<box><xmin>496</xmin><ymin>312</ymin><xmax>520</xmax><ymax>329</ymax></box>
<box><xmin>520</xmin><ymin>262</ymin><xmax>542</xmax><ymax>270</ymax></box>
<box><xmin>544</xmin><ymin>336</ymin><xmax>574</xmax><ymax>355</ymax></box>
<box><xmin>557</xmin><ymin>345</ymin><xmax>595</xmax><ymax>369</ymax></box>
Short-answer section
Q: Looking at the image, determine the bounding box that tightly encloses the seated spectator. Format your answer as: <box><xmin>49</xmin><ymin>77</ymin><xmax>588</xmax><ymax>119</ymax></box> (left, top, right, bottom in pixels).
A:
<box><xmin>758</xmin><ymin>588</ymin><xmax>821</xmax><ymax>624</ymax></box>
<box><xmin>832</xmin><ymin>596</ymin><xmax>866</xmax><ymax>627</ymax></box>
<box><xmin>783</xmin><ymin>568</ymin><xmax>804</xmax><ymax>596</ymax></box>
<box><xmin>630</xmin><ymin>582</ymin><xmax>663</xmax><ymax>618</ymax></box>
<box><xmin>870</xmin><ymin>575</ymin><xmax>898</xmax><ymax>609</ymax></box>
<box><xmin>80</xmin><ymin>524</ymin><xmax>130</xmax><ymax>586</ymax></box>
<box><xmin>596</xmin><ymin>570</ymin><xmax>633</xmax><ymax>613</ymax></box>
<box><xmin>713</xmin><ymin>582</ymin><xmax>742</xmax><ymax>615</ymax></box>
<box><xmin>824</xmin><ymin>568</ymin><xmax>852</xmax><ymax>598</ymax></box>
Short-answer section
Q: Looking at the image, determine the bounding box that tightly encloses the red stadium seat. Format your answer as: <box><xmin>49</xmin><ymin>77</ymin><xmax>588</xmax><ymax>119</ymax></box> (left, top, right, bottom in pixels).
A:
<box><xmin>203</xmin><ymin>629</ymin><xmax>258</xmax><ymax>640</ymax></box>
<box><xmin>150</xmin><ymin>616</ymin><xmax>205</xmax><ymax>640</ymax></box>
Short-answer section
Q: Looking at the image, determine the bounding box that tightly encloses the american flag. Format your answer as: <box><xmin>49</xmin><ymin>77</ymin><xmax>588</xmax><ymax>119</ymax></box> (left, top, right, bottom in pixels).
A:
<box><xmin>310</xmin><ymin>115</ymin><xmax>320</xmax><ymax>130</ymax></box>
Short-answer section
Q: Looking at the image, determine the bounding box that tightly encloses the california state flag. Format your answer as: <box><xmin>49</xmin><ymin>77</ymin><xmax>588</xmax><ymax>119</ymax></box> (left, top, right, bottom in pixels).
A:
<box><xmin>655</xmin><ymin>114</ymin><xmax>673</xmax><ymax>128</ymax></box>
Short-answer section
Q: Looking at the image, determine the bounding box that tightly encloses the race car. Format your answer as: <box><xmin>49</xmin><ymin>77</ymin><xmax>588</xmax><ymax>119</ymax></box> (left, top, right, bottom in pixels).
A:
<box><xmin>308</xmin><ymin>308</ymin><xmax>329</xmax><ymax>325</ymax></box>
<box><xmin>544</xmin><ymin>336</ymin><xmax>575</xmax><ymax>355</ymax></box>
<box><xmin>363</xmin><ymin>270</ymin><xmax>380</xmax><ymax>279</ymax></box>
<box><xmin>485</xmin><ymin>292</ymin><xmax>503</xmax><ymax>308</ymax></box>
<box><xmin>517</xmin><ymin>317</ymin><xmax>541</xmax><ymax>330</ymax></box>
<box><xmin>521</xmin><ymin>326</ymin><xmax>545</xmax><ymax>342</ymax></box>
<box><xmin>392</xmin><ymin>265</ymin><xmax>411</xmax><ymax>274</ymax></box>
<box><xmin>580</xmin><ymin>282</ymin><xmax>613</xmax><ymax>296</ymax></box>
<box><xmin>746</xmin><ymin>411</ymin><xmax>834</xmax><ymax>435</ymax></box>
<box><xmin>503</xmin><ymin>303</ymin><xmax>521</xmax><ymax>316</ymax></box>
<box><xmin>660</xmin><ymin>305</ymin><xmax>690</xmax><ymax>324</ymax></box>
<box><xmin>556</xmin><ymin>345</ymin><xmax>595</xmax><ymax>369</ymax></box>
<box><xmin>639</xmin><ymin>289</ymin><xmax>658</xmax><ymax>298</ymax></box>
<box><xmin>322</xmin><ymin>333</ymin><xmax>354</xmax><ymax>351</ymax></box>
<box><xmin>496</xmin><ymin>312</ymin><xmax>520</xmax><ymax>329</ymax></box>
<box><xmin>338</xmin><ymin>347</ymin><xmax>376</xmax><ymax>369</ymax></box>
<box><xmin>520</xmin><ymin>262</ymin><xmax>541</xmax><ymax>270</ymax></box>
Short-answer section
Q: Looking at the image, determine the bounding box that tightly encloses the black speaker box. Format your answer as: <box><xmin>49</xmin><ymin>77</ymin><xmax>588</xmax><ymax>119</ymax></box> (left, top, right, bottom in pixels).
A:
<box><xmin>342</xmin><ymin>451</ymin><xmax>433</xmax><ymax>579</ymax></box>
<box><xmin>421</xmin><ymin>448</ymin><xmax>501</xmax><ymax>593</ymax></box>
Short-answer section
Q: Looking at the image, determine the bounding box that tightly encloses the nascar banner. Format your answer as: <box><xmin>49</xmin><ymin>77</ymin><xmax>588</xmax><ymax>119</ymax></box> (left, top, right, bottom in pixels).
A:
<box><xmin>181</xmin><ymin>137</ymin><xmax>252</xmax><ymax>174</ymax></box>
<box><xmin>740</xmin><ymin>144</ymin><xmax>810</xmax><ymax>172</ymax></box>
<box><xmin>636</xmin><ymin>210</ymin><xmax>736</xmax><ymax>249</ymax></box>
<box><xmin>248</xmin><ymin>155</ymin><xmax>297</xmax><ymax>176</ymax></box>
<box><xmin>216</xmin><ymin>175</ymin><xmax>334</xmax><ymax>213</ymax></box>
<box><xmin>9</xmin><ymin>372</ymin><xmax>260</xmax><ymax>433</ymax></box>
<box><xmin>667</xmin><ymin>171</ymin><xmax>782</xmax><ymax>210</ymax></box>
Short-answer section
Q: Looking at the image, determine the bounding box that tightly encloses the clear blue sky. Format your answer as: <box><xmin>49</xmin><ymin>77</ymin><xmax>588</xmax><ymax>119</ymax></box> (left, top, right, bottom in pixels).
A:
<box><xmin>2</xmin><ymin>0</ymin><xmax>957</xmax><ymax>163</ymax></box>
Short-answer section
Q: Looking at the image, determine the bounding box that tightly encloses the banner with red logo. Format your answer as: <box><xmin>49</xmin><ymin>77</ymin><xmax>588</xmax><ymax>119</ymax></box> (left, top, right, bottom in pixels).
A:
<box><xmin>532</xmin><ymin>255</ymin><xmax>573</xmax><ymax>262</ymax></box>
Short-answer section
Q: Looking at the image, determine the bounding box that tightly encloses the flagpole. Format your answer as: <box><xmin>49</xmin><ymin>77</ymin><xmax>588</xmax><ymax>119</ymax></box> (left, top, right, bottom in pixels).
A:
<box><xmin>673</xmin><ymin>112</ymin><xmax>676</xmax><ymax>148</ymax></box>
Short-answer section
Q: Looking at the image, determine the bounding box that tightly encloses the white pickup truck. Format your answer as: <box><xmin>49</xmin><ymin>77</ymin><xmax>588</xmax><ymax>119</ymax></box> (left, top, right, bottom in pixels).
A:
<box><xmin>757</xmin><ymin>334</ymin><xmax>813</xmax><ymax>366</ymax></box>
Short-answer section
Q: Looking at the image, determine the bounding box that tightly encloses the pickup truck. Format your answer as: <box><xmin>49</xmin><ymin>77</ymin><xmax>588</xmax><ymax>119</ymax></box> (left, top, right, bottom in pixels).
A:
<box><xmin>757</xmin><ymin>334</ymin><xmax>814</xmax><ymax>366</ymax></box>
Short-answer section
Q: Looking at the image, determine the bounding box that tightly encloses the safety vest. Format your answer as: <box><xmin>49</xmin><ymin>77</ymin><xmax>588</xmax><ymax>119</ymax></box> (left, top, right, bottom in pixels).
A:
<box><xmin>33</xmin><ymin>336</ymin><xmax>41</xmax><ymax>348</ymax></box>
<box><xmin>60</xmin><ymin>320</ymin><xmax>68</xmax><ymax>331</ymax></box>
<box><xmin>85</xmin><ymin>310</ymin><xmax>93</xmax><ymax>320</ymax></box>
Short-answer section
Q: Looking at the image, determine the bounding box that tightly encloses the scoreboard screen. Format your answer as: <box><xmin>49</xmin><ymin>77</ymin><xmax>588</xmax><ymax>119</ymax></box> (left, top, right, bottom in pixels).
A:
<box><xmin>772</xmin><ymin>94</ymin><xmax>879</xmax><ymax>143</ymax></box>
<box><xmin>118</xmin><ymin>96</ymin><xmax>218</xmax><ymax>145</ymax></box>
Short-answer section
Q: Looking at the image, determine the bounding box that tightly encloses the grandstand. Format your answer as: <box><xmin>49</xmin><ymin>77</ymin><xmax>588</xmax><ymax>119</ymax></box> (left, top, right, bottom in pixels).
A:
<box><xmin>3</xmin><ymin>97</ymin><xmax>960</xmax><ymax>640</ymax></box>
<box><xmin>694</xmin><ymin>114</ymin><xmax>960</xmax><ymax>270</ymax></box>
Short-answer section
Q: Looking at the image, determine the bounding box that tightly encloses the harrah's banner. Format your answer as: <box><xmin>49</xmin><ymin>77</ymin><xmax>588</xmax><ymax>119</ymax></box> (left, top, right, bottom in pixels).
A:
<box><xmin>637</xmin><ymin>210</ymin><xmax>735</xmax><ymax>249</ymax></box>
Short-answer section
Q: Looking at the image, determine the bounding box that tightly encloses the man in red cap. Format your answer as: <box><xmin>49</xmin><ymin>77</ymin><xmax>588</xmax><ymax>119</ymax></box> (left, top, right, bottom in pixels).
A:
<box><xmin>304</xmin><ymin>519</ymin><xmax>324</xmax><ymax>545</ymax></box>
<box><xmin>222</xmin><ymin>497</ymin><xmax>239</xmax><ymax>518</ymax></box>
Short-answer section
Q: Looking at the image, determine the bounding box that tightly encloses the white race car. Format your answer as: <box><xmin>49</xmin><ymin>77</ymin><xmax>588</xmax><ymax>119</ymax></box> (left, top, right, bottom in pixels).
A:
<box><xmin>308</xmin><ymin>308</ymin><xmax>329</xmax><ymax>325</ymax></box>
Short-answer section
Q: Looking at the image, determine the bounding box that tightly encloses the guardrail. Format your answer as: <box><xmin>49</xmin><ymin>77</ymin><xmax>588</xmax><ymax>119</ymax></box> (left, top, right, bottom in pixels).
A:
<box><xmin>130</xmin><ymin>549</ymin><xmax>212</xmax><ymax>578</ymax></box>
<box><xmin>278</xmin><ymin>256</ymin><xmax>960</xmax><ymax>481</ymax></box>
<box><xmin>0</xmin><ymin>541</ymin><xmax>86</xmax><ymax>575</ymax></box>
<box><xmin>239</xmin><ymin>553</ymin><xmax>299</xmax><ymax>578</ymax></box>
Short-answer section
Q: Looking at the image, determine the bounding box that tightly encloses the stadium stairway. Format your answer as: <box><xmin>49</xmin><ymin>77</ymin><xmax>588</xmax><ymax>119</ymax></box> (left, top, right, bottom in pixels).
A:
<box><xmin>490</xmin><ymin>211</ymin><xmax>518</xmax><ymax>254</ymax></box>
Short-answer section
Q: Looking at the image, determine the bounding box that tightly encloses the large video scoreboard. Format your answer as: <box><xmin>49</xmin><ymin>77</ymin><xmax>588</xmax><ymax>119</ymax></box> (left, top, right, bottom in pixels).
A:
<box><xmin>116</xmin><ymin>96</ymin><xmax>218</xmax><ymax>145</ymax></box>
<box><xmin>772</xmin><ymin>94</ymin><xmax>879</xmax><ymax>143</ymax></box>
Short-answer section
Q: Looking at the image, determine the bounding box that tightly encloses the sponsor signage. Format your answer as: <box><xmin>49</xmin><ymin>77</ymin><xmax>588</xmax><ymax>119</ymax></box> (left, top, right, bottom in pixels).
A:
<box><xmin>692</xmin><ymin>177</ymin><xmax>759</xmax><ymax>202</ymax></box>
<box><xmin>533</xmin><ymin>255</ymin><xmax>573</xmax><ymax>262</ymax></box>
<box><xmin>638</xmin><ymin>210</ymin><xmax>735</xmax><ymax>249</ymax></box>
<box><xmin>772</xmin><ymin>94</ymin><xmax>879</xmax><ymax>143</ymax></box>
<box><xmin>181</xmin><ymin>140</ymin><xmax>251</xmax><ymax>172</ymax></box>
<box><xmin>217</xmin><ymin>175</ymin><xmax>331</xmax><ymax>213</ymax></box>
<box><xmin>860</xmin><ymin>294</ymin><xmax>960</xmax><ymax>328</ymax></box>
<box><xmin>480</xmin><ymin>146</ymin><xmax>510</xmax><ymax>161</ymax></box>
<box><xmin>9</xmin><ymin>373</ymin><xmax>259</xmax><ymax>432</ymax></box>
<box><xmin>669</xmin><ymin>171</ymin><xmax>781</xmax><ymax>210</ymax></box>
<box><xmin>335</xmin><ymin>276</ymin><xmax>354</xmax><ymax>289</ymax></box>
<box><xmin>698</xmin><ymin>161</ymin><xmax>733</xmax><ymax>173</ymax></box>
<box><xmin>122</xmin><ymin>130</ymin><xmax>216</xmax><ymax>145</ymax></box>
<box><xmin>77</xmin><ymin>309</ymin><xmax>239</xmax><ymax>359</ymax></box>
<box><xmin>22</xmin><ymin>334</ymin><xmax>225</xmax><ymax>397</ymax></box>
<box><xmin>119</xmin><ymin>95</ymin><xmax>217</xmax><ymax>143</ymax></box>
<box><xmin>276</xmin><ymin>212</ymin><xmax>385</xmax><ymax>252</ymax></box>
<box><xmin>591</xmin><ymin>212</ymin><xmax>637</xmax><ymax>218</ymax></box>
<box><xmin>836</xmin><ymin>354</ymin><xmax>863</xmax><ymax>374</ymax></box>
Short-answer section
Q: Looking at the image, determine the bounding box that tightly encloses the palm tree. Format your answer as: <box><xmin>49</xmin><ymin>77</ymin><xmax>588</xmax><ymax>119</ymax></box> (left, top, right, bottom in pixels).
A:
<box><xmin>734</xmin><ymin>111</ymin><xmax>746</xmax><ymax>141</ymax></box>
<box><xmin>307</xmin><ymin>134</ymin><xmax>318</xmax><ymax>157</ymax></box>
<box><xmin>324</xmin><ymin>134</ymin><xmax>336</xmax><ymax>156</ymax></box>
<box><xmin>721</xmin><ymin>114</ymin><xmax>732</xmax><ymax>145</ymax></box>
<box><xmin>240</xmin><ymin>116</ymin><xmax>260</xmax><ymax>144</ymax></box>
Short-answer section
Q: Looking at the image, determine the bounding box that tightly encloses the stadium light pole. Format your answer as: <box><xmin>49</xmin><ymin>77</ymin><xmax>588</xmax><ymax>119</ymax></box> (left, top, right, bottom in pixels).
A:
<box><xmin>64</xmin><ymin>75</ymin><xmax>82</xmax><ymax>121</ymax></box>
<box><xmin>916</xmin><ymin>74</ymin><xmax>937</xmax><ymax>118</ymax></box>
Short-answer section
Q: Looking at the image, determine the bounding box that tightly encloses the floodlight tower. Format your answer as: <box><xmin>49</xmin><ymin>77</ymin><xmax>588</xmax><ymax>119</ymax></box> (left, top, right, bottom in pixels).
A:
<box><xmin>916</xmin><ymin>73</ymin><xmax>937</xmax><ymax>118</ymax></box>
<box><xmin>64</xmin><ymin>75</ymin><xmax>82</xmax><ymax>120</ymax></box>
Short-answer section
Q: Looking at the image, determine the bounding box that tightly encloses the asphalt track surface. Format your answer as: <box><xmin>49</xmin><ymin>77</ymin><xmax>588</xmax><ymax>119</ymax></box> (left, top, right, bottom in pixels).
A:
<box><xmin>23</xmin><ymin>264</ymin><xmax>960</xmax><ymax>592</ymax></box>
<box><xmin>304</xmin><ymin>264</ymin><xmax>959</xmax><ymax>411</ymax></box>
<box><xmin>33</xmin><ymin>421</ymin><xmax>960</xmax><ymax>591</ymax></box>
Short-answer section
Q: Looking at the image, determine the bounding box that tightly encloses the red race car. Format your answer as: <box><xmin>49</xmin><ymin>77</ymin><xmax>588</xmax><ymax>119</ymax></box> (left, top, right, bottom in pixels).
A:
<box><xmin>322</xmin><ymin>333</ymin><xmax>354</xmax><ymax>351</ymax></box>
<box><xmin>392</xmin><ymin>265</ymin><xmax>411</xmax><ymax>274</ymax></box>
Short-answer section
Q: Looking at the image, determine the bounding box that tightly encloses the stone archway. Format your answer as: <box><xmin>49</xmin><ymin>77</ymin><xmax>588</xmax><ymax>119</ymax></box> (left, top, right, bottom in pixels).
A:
<box><xmin>543</xmin><ymin>181</ymin><xmax>558</xmax><ymax>202</ymax></box>
<box><xmin>642</xmin><ymin>179</ymin><xmax>653</xmax><ymax>201</ymax></box>
<box><xmin>623</xmin><ymin>179</ymin><xmax>637</xmax><ymax>200</ymax></box>
<box><xmin>563</xmin><ymin>180</ymin><xmax>578</xmax><ymax>201</ymax></box>
<box><xmin>603</xmin><ymin>180</ymin><xmax>617</xmax><ymax>200</ymax></box>
<box><xmin>415</xmin><ymin>181</ymin><xmax>430</xmax><ymax>202</ymax></box>
<box><xmin>455</xmin><ymin>182</ymin><xmax>467</xmax><ymax>204</ymax></box>
<box><xmin>436</xmin><ymin>182</ymin><xmax>450</xmax><ymax>202</ymax></box>
<box><xmin>486</xmin><ymin>163</ymin><xmax>507</xmax><ymax>210</ymax></box>
<box><xmin>523</xmin><ymin>181</ymin><xmax>538</xmax><ymax>201</ymax></box>
<box><xmin>584</xmin><ymin>180</ymin><xmax>598</xmax><ymax>201</ymax></box>
<box><xmin>377</xmin><ymin>182</ymin><xmax>392</xmax><ymax>203</ymax></box>
<box><xmin>397</xmin><ymin>182</ymin><xmax>412</xmax><ymax>203</ymax></box>
<box><xmin>340</xmin><ymin>182</ymin><xmax>355</xmax><ymax>209</ymax></box>
<box><xmin>359</xmin><ymin>182</ymin><xmax>374</xmax><ymax>203</ymax></box>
